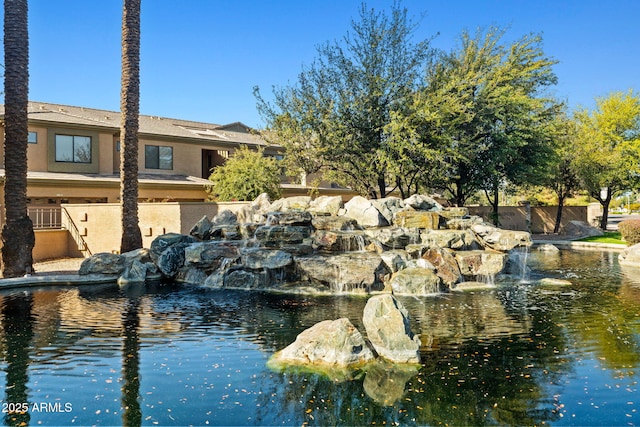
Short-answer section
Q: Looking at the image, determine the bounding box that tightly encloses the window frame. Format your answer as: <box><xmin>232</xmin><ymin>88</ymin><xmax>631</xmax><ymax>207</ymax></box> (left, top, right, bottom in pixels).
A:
<box><xmin>54</xmin><ymin>134</ymin><xmax>92</xmax><ymax>163</ymax></box>
<box><xmin>145</xmin><ymin>144</ymin><xmax>173</xmax><ymax>170</ymax></box>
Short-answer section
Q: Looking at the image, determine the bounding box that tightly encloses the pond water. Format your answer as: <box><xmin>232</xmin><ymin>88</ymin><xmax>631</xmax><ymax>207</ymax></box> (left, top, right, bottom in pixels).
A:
<box><xmin>1</xmin><ymin>249</ymin><xmax>639</xmax><ymax>426</ymax></box>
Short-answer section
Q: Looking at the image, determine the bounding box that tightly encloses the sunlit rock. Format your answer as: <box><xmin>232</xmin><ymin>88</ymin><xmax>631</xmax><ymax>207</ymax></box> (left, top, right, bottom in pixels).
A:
<box><xmin>308</xmin><ymin>195</ymin><xmax>344</xmax><ymax>216</ymax></box>
<box><xmin>295</xmin><ymin>253</ymin><xmax>389</xmax><ymax>293</ymax></box>
<box><xmin>371</xmin><ymin>197</ymin><xmax>405</xmax><ymax>224</ymax></box>
<box><xmin>362</xmin><ymin>294</ymin><xmax>421</xmax><ymax>363</ymax></box>
<box><xmin>388</xmin><ymin>267</ymin><xmax>441</xmax><ymax>295</ymax></box>
<box><xmin>189</xmin><ymin>215</ymin><xmax>213</xmax><ymax>240</ymax></box>
<box><xmin>311</xmin><ymin>215</ymin><xmax>359</xmax><ymax>231</ymax></box>
<box><xmin>471</xmin><ymin>223</ymin><xmax>532</xmax><ymax>251</ymax></box>
<box><xmin>393</xmin><ymin>211</ymin><xmax>441</xmax><ymax>229</ymax></box>
<box><xmin>403</xmin><ymin>194</ymin><xmax>443</xmax><ymax>211</ymax></box>
<box><xmin>364</xmin><ymin>227</ymin><xmax>418</xmax><ymax>249</ymax></box>
<box><xmin>421</xmin><ymin>247</ymin><xmax>462</xmax><ymax>288</ymax></box>
<box><xmin>270</xmin><ymin>196</ymin><xmax>312</xmax><ymax>212</ymax></box>
<box><xmin>454</xmin><ymin>250</ymin><xmax>508</xmax><ymax>279</ymax></box>
<box><xmin>421</xmin><ymin>229</ymin><xmax>476</xmax><ymax>250</ymax></box>
<box><xmin>343</xmin><ymin>196</ymin><xmax>389</xmax><ymax>228</ymax></box>
<box><xmin>269</xmin><ymin>318</ymin><xmax>375</xmax><ymax>367</ymax></box>
<box><xmin>313</xmin><ymin>229</ymin><xmax>370</xmax><ymax>252</ymax></box>
<box><xmin>264</xmin><ymin>211</ymin><xmax>313</xmax><ymax>226</ymax></box>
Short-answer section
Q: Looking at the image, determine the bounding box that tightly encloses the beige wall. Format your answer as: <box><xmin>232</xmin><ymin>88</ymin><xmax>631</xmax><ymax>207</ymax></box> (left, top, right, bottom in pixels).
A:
<box><xmin>63</xmin><ymin>201</ymin><xmax>251</xmax><ymax>254</ymax></box>
<box><xmin>467</xmin><ymin>205</ymin><xmax>589</xmax><ymax>233</ymax></box>
<box><xmin>32</xmin><ymin>229</ymin><xmax>84</xmax><ymax>262</ymax></box>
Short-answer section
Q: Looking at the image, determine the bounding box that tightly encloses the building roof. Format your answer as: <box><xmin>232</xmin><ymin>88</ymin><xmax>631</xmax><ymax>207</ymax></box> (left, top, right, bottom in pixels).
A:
<box><xmin>0</xmin><ymin>101</ymin><xmax>273</xmax><ymax>148</ymax></box>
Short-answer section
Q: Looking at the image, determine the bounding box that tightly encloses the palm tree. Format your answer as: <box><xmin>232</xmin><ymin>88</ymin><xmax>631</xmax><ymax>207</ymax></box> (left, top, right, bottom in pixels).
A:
<box><xmin>2</xmin><ymin>0</ymin><xmax>34</xmax><ymax>278</ymax></box>
<box><xmin>120</xmin><ymin>0</ymin><xmax>143</xmax><ymax>253</ymax></box>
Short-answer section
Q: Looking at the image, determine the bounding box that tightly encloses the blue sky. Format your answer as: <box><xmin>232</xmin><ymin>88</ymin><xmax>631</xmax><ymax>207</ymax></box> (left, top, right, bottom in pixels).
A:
<box><xmin>7</xmin><ymin>0</ymin><xmax>640</xmax><ymax>128</ymax></box>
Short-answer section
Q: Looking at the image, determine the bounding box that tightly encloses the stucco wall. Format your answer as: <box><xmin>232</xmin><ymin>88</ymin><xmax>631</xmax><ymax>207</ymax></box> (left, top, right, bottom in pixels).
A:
<box><xmin>33</xmin><ymin>229</ymin><xmax>83</xmax><ymax>262</ymax></box>
<box><xmin>467</xmin><ymin>205</ymin><xmax>589</xmax><ymax>233</ymax></box>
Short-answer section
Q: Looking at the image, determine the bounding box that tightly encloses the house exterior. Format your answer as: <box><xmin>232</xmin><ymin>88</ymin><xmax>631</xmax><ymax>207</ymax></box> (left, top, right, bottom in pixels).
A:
<box><xmin>0</xmin><ymin>101</ymin><xmax>286</xmax><ymax>206</ymax></box>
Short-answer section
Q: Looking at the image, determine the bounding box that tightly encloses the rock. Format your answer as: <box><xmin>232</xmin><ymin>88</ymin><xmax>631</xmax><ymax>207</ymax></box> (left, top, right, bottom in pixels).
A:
<box><xmin>295</xmin><ymin>253</ymin><xmax>389</xmax><ymax>293</ymax></box>
<box><xmin>308</xmin><ymin>195</ymin><xmax>344</xmax><ymax>216</ymax></box>
<box><xmin>156</xmin><ymin>244</ymin><xmax>188</xmax><ymax>278</ymax></box>
<box><xmin>269</xmin><ymin>318</ymin><xmax>375</xmax><ymax>367</ymax></box>
<box><xmin>212</xmin><ymin>209</ymin><xmax>238</xmax><ymax>225</ymax></box>
<box><xmin>421</xmin><ymin>247</ymin><xmax>462</xmax><ymax>287</ymax></box>
<box><xmin>452</xmin><ymin>281</ymin><xmax>497</xmax><ymax>291</ymax></box>
<box><xmin>618</xmin><ymin>243</ymin><xmax>640</xmax><ymax>268</ymax></box>
<box><xmin>393</xmin><ymin>211</ymin><xmax>441</xmax><ymax>229</ymax></box>
<box><xmin>224</xmin><ymin>268</ymin><xmax>267</xmax><ymax>289</ymax></box>
<box><xmin>403</xmin><ymin>194</ymin><xmax>443</xmax><ymax>211</ymax></box>
<box><xmin>79</xmin><ymin>252</ymin><xmax>125</xmax><ymax>275</ymax></box>
<box><xmin>537</xmin><ymin>243</ymin><xmax>560</xmax><ymax>252</ymax></box>
<box><xmin>240</xmin><ymin>248</ymin><xmax>293</xmax><ymax>270</ymax></box>
<box><xmin>446</xmin><ymin>216</ymin><xmax>483</xmax><ymax>230</ymax></box>
<box><xmin>264</xmin><ymin>211</ymin><xmax>313</xmax><ymax>226</ymax></box>
<box><xmin>118</xmin><ymin>259</ymin><xmax>152</xmax><ymax>286</ymax></box>
<box><xmin>311</xmin><ymin>215</ymin><xmax>360</xmax><ymax>231</ymax></box>
<box><xmin>388</xmin><ymin>267</ymin><xmax>442</xmax><ymax>295</ymax></box>
<box><xmin>379</xmin><ymin>250</ymin><xmax>408</xmax><ymax>273</ymax></box>
<box><xmin>254</xmin><ymin>225</ymin><xmax>312</xmax><ymax>246</ymax></box>
<box><xmin>189</xmin><ymin>215</ymin><xmax>213</xmax><ymax>240</ymax></box>
<box><xmin>313</xmin><ymin>230</ymin><xmax>370</xmax><ymax>252</ymax></box>
<box><xmin>421</xmin><ymin>229</ymin><xmax>476</xmax><ymax>250</ymax></box>
<box><xmin>362</xmin><ymin>294</ymin><xmax>421</xmax><ymax>363</ymax></box>
<box><xmin>364</xmin><ymin>227</ymin><xmax>418</xmax><ymax>249</ymax></box>
<box><xmin>149</xmin><ymin>233</ymin><xmax>197</xmax><ymax>263</ymax></box>
<box><xmin>371</xmin><ymin>197</ymin><xmax>405</xmax><ymax>225</ymax></box>
<box><xmin>561</xmin><ymin>220</ymin><xmax>604</xmax><ymax>238</ymax></box>
<box><xmin>438</xmin><ymin>207</ymin><xmax>469</xmax><ymax>220</ymax></box>
<box><xmin>343</xmin><ymin>196</ymin><xmax>389</xmax><ymax>228</ymax></box>
<box><xmin>471</xmin><ymin>223</ymin><xmax>532</xmax><ymax>251</ymax></box>
<box><xmin>175</xmin><ymin>266</ymin><xmax>209</xmax><ymax>285</ymax></box>
<box><xmin>270</xmin><ymin>196</ymin><xmax>312</xmax><ymax>212</ymax></box>
<box><xmin>454</xmin><ymin>250</ymin><xmax>508</xmax><ymax>279</ymax></box>
<box><xmin>184</xmin><ymin>241</ymin><xmax>242</xmax><ymax>269</ymax></box>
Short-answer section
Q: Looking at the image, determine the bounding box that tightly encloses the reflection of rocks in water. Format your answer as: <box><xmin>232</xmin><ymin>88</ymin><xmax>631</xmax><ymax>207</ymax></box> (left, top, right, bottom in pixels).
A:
<box><xmin>405</xmin><ymin>293</ymin><xmax>531</xmax><ymax>348</ymax></box>
<box><xmin>362</xmin><ymin>361</ymin><xmax>419</xmax><ymax>406</ymax></box>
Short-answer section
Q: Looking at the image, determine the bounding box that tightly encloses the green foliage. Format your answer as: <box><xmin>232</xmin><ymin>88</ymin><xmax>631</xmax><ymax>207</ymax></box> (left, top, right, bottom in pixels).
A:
<box><xmin>206</xmin><ymin>146</ymin><xmax>282</xmax><ymax>201</ymax></box>
<box><xmin>618</xmin><ymin>220</ymin><xmax>640</xmax><ymax>245</ymax></box>
<box><xmin>572</xmin><ymin>90</ymin><xmax>640</xmax><ymax>228</ymax></box>
<box><xmin>255</xmin><ymin>2</ymin><xmax>434</xmax><ymax>198</ymax></box>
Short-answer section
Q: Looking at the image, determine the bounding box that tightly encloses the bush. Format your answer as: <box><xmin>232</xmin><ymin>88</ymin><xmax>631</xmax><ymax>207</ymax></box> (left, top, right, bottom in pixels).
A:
<box><xmin>206</xmin><ymin>146</ymin><xmax>282</xmax><ymax>201</ymax></box>
<box><xmin>618</xmin><ymin>219</ymin><xmax>640</xmax><ymax>245</ymax></box>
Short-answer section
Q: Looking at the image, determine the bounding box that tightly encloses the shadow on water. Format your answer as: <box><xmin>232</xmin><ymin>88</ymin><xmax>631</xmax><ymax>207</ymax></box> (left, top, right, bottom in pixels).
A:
<box><xmin>0</xmin><ymin>249</ymin><xmax>639</xmax><ymax>425</ymax></box>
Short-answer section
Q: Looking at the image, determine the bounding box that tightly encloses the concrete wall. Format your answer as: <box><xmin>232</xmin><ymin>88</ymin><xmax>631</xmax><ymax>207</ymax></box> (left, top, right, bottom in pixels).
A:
<box><xmin>467</xmin><ymin>205</ymin><xmax>590</xmax><ymax>233</ymax></box>
<box><xmin>33</xmin><ymin>229</ymin><xmax>84</xmax><ymax>262</ymax></box>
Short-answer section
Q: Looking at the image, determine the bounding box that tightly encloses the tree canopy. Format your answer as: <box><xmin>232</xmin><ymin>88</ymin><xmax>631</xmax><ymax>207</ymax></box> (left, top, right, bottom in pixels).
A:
<box><xmin>572</xmin><ymin>90</ymin><xmax>640</xmax><ymax>229</ymax></box>
<box><xmin>206</xmin><ymin>146</ymin><xmax>282</xmax><ymax>202</ymax></box>
<box><xmin>255</xmin><ymin>2</ymin><xmax>433</xmax><ymax>198</ymax></box>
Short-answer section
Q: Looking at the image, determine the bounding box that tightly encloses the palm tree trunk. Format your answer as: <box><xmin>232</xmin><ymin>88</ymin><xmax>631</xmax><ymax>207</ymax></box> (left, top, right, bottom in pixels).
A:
<box><xmin>2</xmin><ymin>0</ymin><xmax>34</xmax><ymax>277</ymax></box>
<box><xmin>120</xmin><ymin>0</ymin><xmax>143</xmax><ymax>253</ymax></box>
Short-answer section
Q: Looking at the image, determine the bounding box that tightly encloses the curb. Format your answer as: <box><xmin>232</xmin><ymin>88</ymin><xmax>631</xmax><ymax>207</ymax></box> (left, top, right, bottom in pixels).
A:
<box><xmin>0</xmin><ymin>274</ymin><xmax>118</xmax><ymax>290</ymax></box>
<box><xmin>533</xmin><ymin>240</ymin><xmax>627</xmax><ymax>251</ymax></box>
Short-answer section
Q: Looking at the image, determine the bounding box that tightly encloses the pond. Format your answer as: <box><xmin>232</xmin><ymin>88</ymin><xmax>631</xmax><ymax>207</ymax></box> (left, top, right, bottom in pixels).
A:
<box><xmin>0</xmin><ymin>249</ymin><xmax>639</xmax><ymax>426</ymax></box>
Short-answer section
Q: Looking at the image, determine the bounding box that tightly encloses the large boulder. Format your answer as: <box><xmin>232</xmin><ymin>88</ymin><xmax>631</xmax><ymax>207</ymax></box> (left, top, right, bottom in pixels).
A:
<box><xmin>189</xmin><ymin>215</ymin><xmax>213</xmax><ymax>240</ymax></box>
<box><xmin>454</xmin><ymin>250</ymin><xmax>508</xmax><ymax>279</ymax></box>
<box><xmin>561</xmin><ymin>220</ymin><xmax>604</xmax><ymax>238</ymax></box>
<box><xmin>269</xmin><ymin>318</ymin><xmax>375</xmax><ymax>367</ymax></box>
<box><xmin>270</xmin><ymin>196</ymin><xmax>312</xmax><ymax>212</ymax></box>
<box><xmin>619</xmin><ymin>243</ymin><xmax>640</xmax><ymax>268</ymax></box>
<box><xmin>311</xmin><ymin>215</ymin><xmax>359</xmax><ymax>231</ymax></box>
<box><xmin>79</xmin><ymin>252</ymin><xmax>125</xmax><ymax>275</ymax></box>
<box><xmin>308</xmin><ymin>195</ymin><xmax>344</xmax><ymax>216</ymax></box>
<box><xmin>184</xmin><ymin>241</ymin><xmax>242</xmax><ymax>269</ymax></box>
<box><xmin>371</xmin><ymin>197</ymin><xmax>405</xmax><ymax>225</ymax></box>
<box><xmin>403</xmin><ymin>194</ymin><xmax>443</xmax><ymax>211</ymax></box>
<box><xmin>421</xmin><ymin>229</ymin><xmax>476</xmax><ymax>250</ymax></box>
<box><xmin>313</xmin><ymin>230</ymin><xmax>370</xmax><ymax>252</ymax></box>
<box><xmin>388</xmin><ymin>267</ymin><xmax>442</xmax><ymax>295</ymax></box>
<box><xmin>364</xmin><ymin>227</ymin><xmax>418</xmax><ymax>250</ymax></box>
<box><xmin>254</xmin><ymin>225</ymin><xmax>312</xmax><ymax>246</ymax></box>
<box><xmin>471</xmin><ymin>224</ymin><xmax>532</xmax><ymax>251</ymax></box>
<box><xmin>362</xmin><ymin>294</ymin><xmax>421</xmax><ymax>363</ymax></box>
<box><xmin>422</xmin><ymin>247</ymin><xmax>462</xmax><ymax>287</ymax></box>
<box><xmin>343</xmin><ymin>196</ymin><xmax>389</xmax><ymax>228</ymax></box>
<box><xmin>393</xmin><ymin>211</ymin><xmax>441</xmax><ymax>229</ymax></box>
<box><xmin>264</xmin><ymin>211</ymin><xmax>313</xmax><ymax>226</ymax></box>
<box><xmin>295</xmin><ymin>253</ymin><xmax>389</xmax><ymax>293</ymax></box>
<box><xmin>149</xmin><ymin>233</ymin><xmax>197</xmax><ymax>263</ymax></box>
<box><xmin>240</xmin><ymin>248</ymin><xmax>293</xmax><ymax>270</ymax></box>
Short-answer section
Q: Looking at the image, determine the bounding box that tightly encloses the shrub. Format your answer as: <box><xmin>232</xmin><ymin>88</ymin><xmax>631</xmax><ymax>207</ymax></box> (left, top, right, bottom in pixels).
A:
<box><xmin>618</xmin><ymin>219</ymin><xmax>640</xmax><ymax>245</ymax></box>
<box><xmin>206</xmin><ymin>146</ymin><xmax>282</xmax><ymax>201</ymax></box>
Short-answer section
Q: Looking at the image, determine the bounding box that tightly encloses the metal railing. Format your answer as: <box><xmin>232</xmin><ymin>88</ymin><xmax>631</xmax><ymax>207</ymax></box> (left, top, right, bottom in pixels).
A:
<box><xmin>61</xmin><ymin>207</ymin><xmax>92</xmax><ymax>256</ymax></box>
<box><xmin>27</xmin><ymin>206</ymin><xmax>62</xmax><ymax>229</ymax></box>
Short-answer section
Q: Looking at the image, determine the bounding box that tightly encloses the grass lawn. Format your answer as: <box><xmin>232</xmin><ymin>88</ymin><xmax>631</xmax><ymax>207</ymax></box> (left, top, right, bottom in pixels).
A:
<box><xmin>576</xmin><ymin>232</ymin><xmax>627</xmax><ymax>245</ymax></box>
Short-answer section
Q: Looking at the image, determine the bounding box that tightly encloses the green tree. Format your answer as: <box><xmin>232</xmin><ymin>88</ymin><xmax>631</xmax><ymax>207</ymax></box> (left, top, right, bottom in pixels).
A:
<box><xmin>119</xmin><ymin>0</ymin><xmax>143</xmax><ymax>253</ymax></box>
<box><xmin>255</xmin><ymin>2</ymin><xmax>433</xmax><ymax>198</ymax></box>
<box><xmin>206</xmin><ymin>146</ymin><xmax>282</xmax><ymax>201</ymax></box>
<box><xmin>2</xmin><ymin>0</ymin><xmax>34</xmax><ymax>278</ymax></box>
<box><xmin>393</xmin><ymin>27</ymin><xmax>558</xmax><ymax>220</ymax></box>
<box><xmin>573</xmin><ymin>91</ymin><xmax>640</xmax><ymax>229</ymax></box>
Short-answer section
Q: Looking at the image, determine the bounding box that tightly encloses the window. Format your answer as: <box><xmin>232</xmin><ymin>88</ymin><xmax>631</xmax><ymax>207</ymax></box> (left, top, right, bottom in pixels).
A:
<box><xmin>28</xmin><ymin>131</ymin><xmax>37</xmax><ymax>144</ymax></box>
<box><xmin>55</xmin><ymin>134</ymin><xmax>91</xmax><ymax>163</ymax></box>
<box><xmin>145</xmin><ymin>145</ymin><xmax>173</xmax><ymax>170</ymax></box>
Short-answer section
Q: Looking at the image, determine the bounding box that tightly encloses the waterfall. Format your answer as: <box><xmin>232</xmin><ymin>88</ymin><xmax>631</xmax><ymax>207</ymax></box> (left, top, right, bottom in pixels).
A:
<box><xmin>508</xmin><ymin>246</ymin><xmax>531</xmax><ymax>283</ymax></box>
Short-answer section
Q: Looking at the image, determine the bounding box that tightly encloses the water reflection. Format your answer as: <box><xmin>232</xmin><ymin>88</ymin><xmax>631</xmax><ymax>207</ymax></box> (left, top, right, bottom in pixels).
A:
<box><xmin>0</xmin><ymin>250</ymin><xmax>637</xmax><ymax>425</ymax></box>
